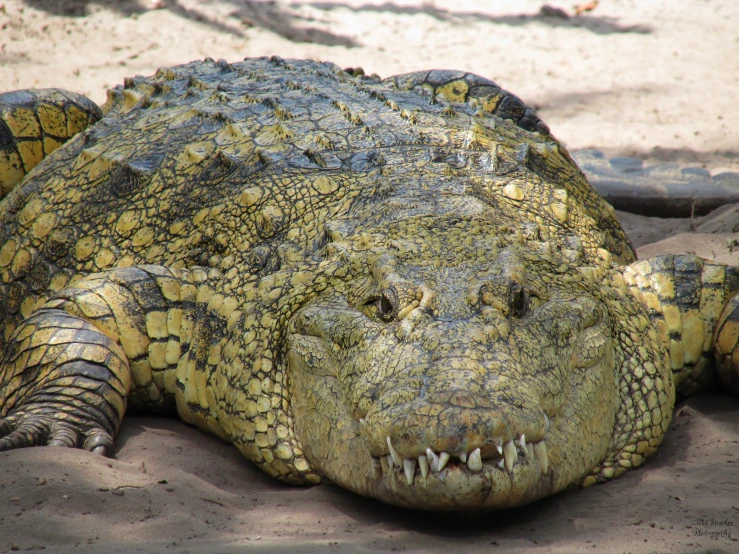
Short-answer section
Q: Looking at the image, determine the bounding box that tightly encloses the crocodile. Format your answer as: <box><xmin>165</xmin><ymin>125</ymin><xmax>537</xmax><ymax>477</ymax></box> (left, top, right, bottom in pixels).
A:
<box><xmin>1</xmin><ymin>56</ymin><xmax>739</xmax><ymax>511</ymax></box>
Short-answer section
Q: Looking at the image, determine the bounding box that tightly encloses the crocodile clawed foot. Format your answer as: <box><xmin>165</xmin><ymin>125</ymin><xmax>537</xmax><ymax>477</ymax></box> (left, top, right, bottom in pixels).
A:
<box><xmin>0</xmin><ymin>408</ymin><xmax>114</xmax><ymax>456</ymax></box>
<box><xmin>85</xmin><ymin>432</ymin><xmax>114</xmax><ymax>456</ymax></box>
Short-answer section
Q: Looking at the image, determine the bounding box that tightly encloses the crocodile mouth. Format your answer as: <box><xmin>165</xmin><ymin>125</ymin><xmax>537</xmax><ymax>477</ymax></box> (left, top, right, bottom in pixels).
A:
<box><xmin>378</xmin><ymin>429</ymin><xmax>549</xmax><ymax>484</ymax></box>
<box><xmin>286</xmin><ymin>296</ymin><xmax>616</xmax><ymax>510</ymax></box>
<box><xmin>286</xmin><ymin>327</ymin><xmax>568</xmax><ymax>510</ymax></box>
<box><xmin>366</xmin><ymin>432</ymin><xmax>554</xmax><ymax>509</ymax></box>
<box><xmin>362</xmin><ymin>430</ymin><xmax>554</xmax><ymax>510</ymax></box>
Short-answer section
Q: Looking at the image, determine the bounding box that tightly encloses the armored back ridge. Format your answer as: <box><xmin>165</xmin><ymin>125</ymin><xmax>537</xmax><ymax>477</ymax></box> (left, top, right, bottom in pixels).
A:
<box><xmin>1</xmin><ymin>57</ymin><xmax>738</xmax><ymax>510</ymax></box>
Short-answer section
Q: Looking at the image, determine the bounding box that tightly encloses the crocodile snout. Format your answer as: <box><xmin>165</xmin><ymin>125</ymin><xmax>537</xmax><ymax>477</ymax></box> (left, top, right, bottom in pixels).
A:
<box><xmin>358</xmin><ymin>358</ymin><xmax>551</xmax><ymax>486</ymax></box>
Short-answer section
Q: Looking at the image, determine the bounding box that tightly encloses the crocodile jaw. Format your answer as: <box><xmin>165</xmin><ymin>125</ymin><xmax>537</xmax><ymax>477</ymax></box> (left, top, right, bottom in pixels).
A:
<box><xmin>367</xmin><ymin>441</ymin><xmax>554</xmax><ymax>510</ymax></box>
<box><xmin>285</xmin><ymin>306</ymin><xmax>619</xmax><ymax>510</ymax></box>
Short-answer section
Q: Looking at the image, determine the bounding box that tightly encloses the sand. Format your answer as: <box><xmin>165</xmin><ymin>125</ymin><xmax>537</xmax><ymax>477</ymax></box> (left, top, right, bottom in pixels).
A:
<box><xmin>1</xmin><ymin>1</ymin><xmax>738</xmax><ymax>552</ymax></box>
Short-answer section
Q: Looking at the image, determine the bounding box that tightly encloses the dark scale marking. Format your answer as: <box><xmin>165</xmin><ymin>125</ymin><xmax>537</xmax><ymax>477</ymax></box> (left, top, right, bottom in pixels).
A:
<box><xmin>216</xmin><ymin>59</ymin><xmax>235</xmax><ymax>72</ymax></box>
<box><xmin>305</xmin><ymin>147</ymin><xmax>328</xmax><ymax>166</ymax></box>
<box><xmin>186</xmin><ymin>76</ymin><xmax>211</xmax><ymax>91</ymax></box>
<box><xmin>112</xmin><ymin>272</ymin><xmax>167</xmax><ymax>312</ymax></box>
<box><xmin>44</xmin><ymin>228</ymin><xmax>77</xmax><ymax>260</ymax></box>
<box><xmin>269</xmin><ymin>55</ymin><xmax>286</xmax><ymax>67</ymax></box>
<box><xmin>108</xmin><ymin>163</ymin><xmax>151</xmax><ymax>198</ymax></box>
<box><xmin>494</xmin><ymin>95</ymin><xmax>528</xmax><ymax>125</ymax></box>
<box><xmin>346</xmin><ymin>151</ymin><xmax>386</xmax><ymax>172</ymax></box>
<box><xmin>674</xmin><ymin>258</ymin><xmax>704</xmax><ymax>305</ymax></box>
<box><xmin>0</xmin><ymin>119</ymin><xmax>14</xmax><ymax>149</ymax></box>
<box><xmin>201</xmin><ymin>151</ymin><xmax>237</xmax><ymax>181</ymax></box>
<box><xmin>123</xmin><ymin>76</ymin><xmax>146</xmax><ymax>90</ymax></box>
<box><xmin>26</xmin><ymin>262</ymin><xmax>50</xmax><ymax>292</ymax></box>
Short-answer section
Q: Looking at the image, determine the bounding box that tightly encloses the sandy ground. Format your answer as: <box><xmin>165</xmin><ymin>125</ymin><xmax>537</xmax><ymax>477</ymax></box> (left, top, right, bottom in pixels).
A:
<box><xmin>1</xmin><ymin>0</ymin><xmax>739</xmax><ymax>552</ymax></box>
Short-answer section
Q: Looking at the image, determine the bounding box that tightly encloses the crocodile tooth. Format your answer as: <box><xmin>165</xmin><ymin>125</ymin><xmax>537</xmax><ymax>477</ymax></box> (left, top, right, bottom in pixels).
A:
<box><xmin>438</xmin><ymin>452</ymin><xmax>450</xmax><ymax>471</ymax></box>
<box><xmin>459</xmin><ymin>452</ymin><xmax>467</xmax><ymax>463</ymax></box>
<box><xmin>467</xmin><ymin>448</ymin><xmax>482</xmax><ymax>472</ymax></box>
<box><xmin>418</xmin><ymin>455</ymin><xmax>429</xmax><ymax>478</ymax></box>
<box><xmin>403</xmin><ymin>458</ymin><xmax>416</xmax><ymax>485</ymax></box>
<box><xmin>534</xmin><ymin>441</ymin><xmax>548</xmax><ymax>474</ymax></box>
<box><xmin>497</xmin><ymin>458</ymin><xmax>505</xmax><ymax>469</ymax></box>
<box><xmin>527</xmin><ymin>442</ymin><xmax>534</xmax><ymax>459</ymax></box>
<box><xmin>426</xmin><ymin>448</ymin><xmax>440</xmax><ymax>472</ymax></box>
<box><xmin>371</xmin><ymin>456</ymin><xmax>382</xmax><ymax>478</ymax></box>
<box><xmin>387</xmin><ymin>454</ymin><xmax>395</xmax><ymax>470</ymax></box>
<box><xmin>503</xmin><ymin>440</ymin><xmax>517</xmax><ymax>472</ymax></box>
<box><xmin>519</xmin><ymin>434</ymin><xmax>526</xmax><ymax>449</ymax></box>
<box><xmin>387</xmin><ymin>437</ymin><xmax>402</xmax><ymax>466</ymax></box>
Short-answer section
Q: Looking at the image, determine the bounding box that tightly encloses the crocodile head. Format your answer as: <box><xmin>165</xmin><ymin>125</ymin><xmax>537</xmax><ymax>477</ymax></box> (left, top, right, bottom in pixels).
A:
<box><xmin>285</xmin><ymin>214</ymin><xmax>639</xmax><ymax>510</ymax></box>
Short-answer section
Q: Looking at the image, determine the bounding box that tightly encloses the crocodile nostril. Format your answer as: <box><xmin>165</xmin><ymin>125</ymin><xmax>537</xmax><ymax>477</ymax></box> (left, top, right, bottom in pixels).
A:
<box><xmin>508</xmin><ymin>283</ymin><xmax>529</xmax><ymax>318</ymax></box>
<box><xmin>363</xmin><ymin>287</ymin><xmax>400</xmax><ymax>322</ymax></box>
<box><xmin>378</xmin><ymin>293</ymin><xmax>395</xmax><ymax>318</ymax></box>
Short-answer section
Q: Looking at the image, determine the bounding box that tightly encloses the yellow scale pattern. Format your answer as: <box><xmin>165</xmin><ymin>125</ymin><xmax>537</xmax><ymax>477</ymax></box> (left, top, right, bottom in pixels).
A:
<box><xmin>0</xmin><ymin>89</ymin><xmax>101</xmax><ymax>199</ymax></box>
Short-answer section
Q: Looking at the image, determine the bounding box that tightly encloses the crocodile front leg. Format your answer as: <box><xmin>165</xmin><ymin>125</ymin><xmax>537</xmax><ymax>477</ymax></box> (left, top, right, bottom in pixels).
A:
<box><xmin>0</xmin><ymin>264</ymin><xmax>224</xmax><ymax>454</ymax></box>
<box><xmin>0</xmin><ymin>308</ymin><xmax>128</xmax><ymax>453</ymax></box>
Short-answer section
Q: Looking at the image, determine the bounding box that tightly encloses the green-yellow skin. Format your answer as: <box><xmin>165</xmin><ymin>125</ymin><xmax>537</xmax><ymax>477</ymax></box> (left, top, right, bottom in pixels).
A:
<box><xmin>2</xmin><ymin>57</ymin><xmax>739</xmax><ymax>511</ymax></box>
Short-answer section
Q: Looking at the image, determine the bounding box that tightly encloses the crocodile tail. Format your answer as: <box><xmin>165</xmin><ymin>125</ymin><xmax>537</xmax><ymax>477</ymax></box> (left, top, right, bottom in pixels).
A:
<box><xmin>713</xmin><ymin>291</ymin><xmax>739</xmax><ymax>395</ymax></box>
<box><xmin>621</xmin><ymin>254</ymin><xmax>739</xmax><ymax>395</ymax></box>
<box><xmin>0</xmin><ymin>89</ymin><xmax>102</xmax><ymax>200</ymax></box>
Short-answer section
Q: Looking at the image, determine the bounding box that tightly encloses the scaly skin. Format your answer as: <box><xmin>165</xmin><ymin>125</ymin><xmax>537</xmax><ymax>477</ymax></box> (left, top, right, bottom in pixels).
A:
<box><xmin>0</xmin><ymin>89</ymin><xmax>101</xmax><ymax>199</ymax></box>
<box><xmin>1</xmin><ymin>57</ymin><xmax>738</xmax><ymax>511</ymax></box>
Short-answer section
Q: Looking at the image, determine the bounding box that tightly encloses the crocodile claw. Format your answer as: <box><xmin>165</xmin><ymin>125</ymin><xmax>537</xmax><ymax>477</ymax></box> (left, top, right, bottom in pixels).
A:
<box><xmin>0</xmin><ymin>411</ymin><xmax>114</xmax><ymax>456</ymax></box>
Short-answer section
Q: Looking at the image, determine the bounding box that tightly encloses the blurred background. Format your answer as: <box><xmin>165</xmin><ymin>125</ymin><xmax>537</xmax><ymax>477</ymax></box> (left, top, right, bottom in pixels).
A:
<box><xmin>1</xmin><ymin>0</ymin><xmax>737</xmax><ymax>173</ymax></box>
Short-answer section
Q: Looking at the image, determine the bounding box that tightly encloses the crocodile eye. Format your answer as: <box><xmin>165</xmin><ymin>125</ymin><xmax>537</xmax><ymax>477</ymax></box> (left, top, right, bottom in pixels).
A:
<box><xmin>510</xmin><ymin>284</ymin><xmax>529</xmax><ymax>318</ymax></box>
<box><xmin>364</xmin><ymin>288</ymin><xmax>399</xmax><ymax>322</ymax></box>
<box><xmin>378</xmin><ymin>295</ymin><xmax>394</xmax><ymax>317</ymax></box>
